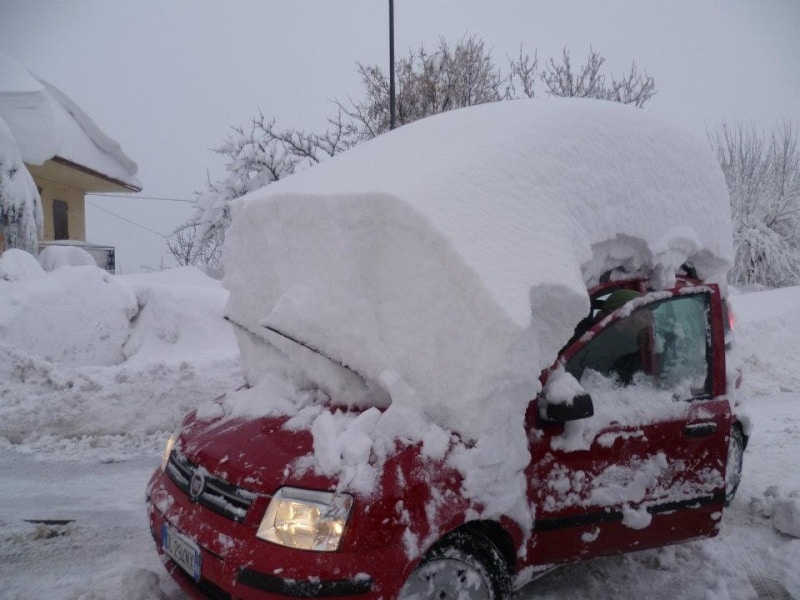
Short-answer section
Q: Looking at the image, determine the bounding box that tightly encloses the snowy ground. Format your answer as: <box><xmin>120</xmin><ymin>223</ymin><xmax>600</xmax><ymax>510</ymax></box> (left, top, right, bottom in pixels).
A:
<box><xmin>0</xmin><ymin>265</ymin><xmax>798</xmax><ymax>599</ymax></box>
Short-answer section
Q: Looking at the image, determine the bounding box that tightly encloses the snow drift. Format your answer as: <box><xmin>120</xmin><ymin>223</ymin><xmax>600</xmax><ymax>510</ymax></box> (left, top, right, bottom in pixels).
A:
<box><xmin>224</xmin><ymin>98</ymin><xmax>733</xmax><ymax>442</ymax></box>
<box><xmin>0</xmin><ymin>257</ymin><xmax>241</xmax><ymax>451</ymax></box>
<box><xmin>0</xmin><ymin>264</ymin><xmax>137</xmax><ymax>366</ymax></box>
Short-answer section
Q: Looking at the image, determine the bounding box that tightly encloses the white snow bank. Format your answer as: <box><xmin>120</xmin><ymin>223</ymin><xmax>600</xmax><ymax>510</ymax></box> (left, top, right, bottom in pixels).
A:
<box><xmin>0</xmin><ymin>248</ymin><xmax>44</xmax><ymax>281</ymax></box>
<box><xmin>730</xmin><ymin>286</ymin><xmax>800</xmax><ymax>396</ymax></box>
<box><xmin>121</xmin><ymin>268</ymin><xmax>238</xmax><ymax>365</ymax></box>
<box><xmin>224</xmin><ymin>98</ymin><xmax>733</xmax><ymax>443</ymax></box>
<box><xmin>0</xmin><ymin>265</ymin><xmax>137</xmax><ymax>366</ymax></box>
<box><xmin>122</xmin><ymin>265</ymin><xmax>224</xmax><ymax>287</ymax></box>
<box><xmin>38</xmin><ymin>244</ymin><xmax>96</xmax><ymax>271</ymax></box>
<box><xmin>0</xmin><ymin>267</ymin><xmax>241</xmax><ymax>455</ymax></box>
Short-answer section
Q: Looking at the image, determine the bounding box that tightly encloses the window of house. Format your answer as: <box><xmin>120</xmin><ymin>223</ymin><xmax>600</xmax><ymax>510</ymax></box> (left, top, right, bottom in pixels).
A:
<box><xmin>53</xmin><ymin>199</ymin><xmax>69</xmax><ymax>240</ymax></box>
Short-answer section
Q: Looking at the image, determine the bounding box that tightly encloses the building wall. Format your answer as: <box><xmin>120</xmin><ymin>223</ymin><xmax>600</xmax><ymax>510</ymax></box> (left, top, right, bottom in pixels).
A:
<box><xmin>32</xmin><ymin>175</ymin><xmax>86</xmax><ymax>242</ymax></box>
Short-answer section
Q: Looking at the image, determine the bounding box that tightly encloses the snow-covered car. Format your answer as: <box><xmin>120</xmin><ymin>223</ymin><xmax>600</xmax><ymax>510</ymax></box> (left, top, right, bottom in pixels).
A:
<box><xmin>146</xmin><ymin>99</ymin><xmax>747</xmax><ymax>599</ymax></box>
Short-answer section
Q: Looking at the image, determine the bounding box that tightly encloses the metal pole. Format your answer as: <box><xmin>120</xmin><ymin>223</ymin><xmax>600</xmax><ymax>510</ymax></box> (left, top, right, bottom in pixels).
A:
<box><xmin>389</xmin><ymin>0</ymin><xmax>396</xmax><ymax>130</ymax></box>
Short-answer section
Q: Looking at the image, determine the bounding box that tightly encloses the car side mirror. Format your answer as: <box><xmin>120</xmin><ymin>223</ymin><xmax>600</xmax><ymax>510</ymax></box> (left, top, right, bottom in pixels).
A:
<box><xmin>539</xmin><ymin>368</ymin><xmax>594</xmax><ymax>425</ymax></box>
<box><xmin>540</xmin><ymin>392</ymin><xmax>594</xmax><ymax>425</ymax></box>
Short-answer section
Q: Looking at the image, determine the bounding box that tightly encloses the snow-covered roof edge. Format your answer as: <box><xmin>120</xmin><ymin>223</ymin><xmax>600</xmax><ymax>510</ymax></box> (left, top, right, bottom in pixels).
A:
<box><xmin>37</xmin><ymin>78</ymin><xmax>139</xmax><ymax>182</ymax></box>
<box><xmin>0</xmin><ymin>54</ymin><xmax>141</xmax><ymax>191</ymax></box>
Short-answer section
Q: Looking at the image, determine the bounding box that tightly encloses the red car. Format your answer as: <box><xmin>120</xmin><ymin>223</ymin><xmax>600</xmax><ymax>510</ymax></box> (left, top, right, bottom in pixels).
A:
<box><xmin>146</xmin><ymin>269</ymin><xmax>746</xmax><ymax>600</ymax></box>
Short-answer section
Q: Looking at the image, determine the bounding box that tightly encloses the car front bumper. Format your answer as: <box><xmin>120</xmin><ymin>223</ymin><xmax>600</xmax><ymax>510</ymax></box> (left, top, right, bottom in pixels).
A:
<box><xmin>146</xmin><ymin>470</ymin><xmax>409</xmax><ymax>600</ymax></box>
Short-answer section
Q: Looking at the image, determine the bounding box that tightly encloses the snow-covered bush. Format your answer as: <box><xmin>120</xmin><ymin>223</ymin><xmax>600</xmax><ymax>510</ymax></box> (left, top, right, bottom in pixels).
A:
<box><xmin>710</xmin><ymin>122</ymin><xmax>800</xmax><ymax>288</ymax></box>
<box><xmin>0</xmin><ymin>117</ymin><xmax>43</xmax><ymax>254</ymax></box>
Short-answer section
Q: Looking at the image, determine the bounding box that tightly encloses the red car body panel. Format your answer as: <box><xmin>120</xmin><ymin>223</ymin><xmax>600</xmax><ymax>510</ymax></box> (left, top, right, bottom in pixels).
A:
<box><xmin>146</xmin><ymin>277</ymin><xmax>742</xmax><ymax>599</ymax></box>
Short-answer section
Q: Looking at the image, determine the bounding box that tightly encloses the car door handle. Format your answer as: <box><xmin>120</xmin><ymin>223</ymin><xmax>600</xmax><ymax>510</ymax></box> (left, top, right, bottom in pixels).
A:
<box><xmin>684</xmin><ymin>421</ymin><xmax>717</xmax><ymax>438</ymax></box>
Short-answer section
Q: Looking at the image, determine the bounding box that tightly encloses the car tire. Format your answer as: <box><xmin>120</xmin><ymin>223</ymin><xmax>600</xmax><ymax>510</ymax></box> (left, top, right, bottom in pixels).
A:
<box><xmin>725</xmin><ymin>425</ymin><xmax>745</xmax><ymax>506</ymax></box>
<box><xmin>398</xmin><ymin>529</ymin><xmax>513</xmax><ymax>600</ymax></box>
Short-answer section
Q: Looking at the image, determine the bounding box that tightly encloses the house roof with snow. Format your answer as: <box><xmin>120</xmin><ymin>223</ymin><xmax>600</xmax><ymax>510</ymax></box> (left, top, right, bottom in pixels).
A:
<box><xmin>0</xmin><ymin>54</ymin><xmax>141</xmax><ymax>193</ymax></box>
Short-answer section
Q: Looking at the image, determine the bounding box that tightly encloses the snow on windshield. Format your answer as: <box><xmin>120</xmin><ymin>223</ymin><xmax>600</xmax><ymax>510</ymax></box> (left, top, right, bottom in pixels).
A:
<box><xmin>224</xmin><ymin>98</ymin><xmax>732</xmax><ymax>434</ymax></box>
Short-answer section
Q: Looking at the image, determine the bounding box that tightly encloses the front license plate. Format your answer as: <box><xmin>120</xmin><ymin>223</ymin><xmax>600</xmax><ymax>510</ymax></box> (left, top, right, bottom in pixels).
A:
<box><xmin>162</xmin><ymin>524</ymin><xmax>202</xmax><ymax>582</ymax></box>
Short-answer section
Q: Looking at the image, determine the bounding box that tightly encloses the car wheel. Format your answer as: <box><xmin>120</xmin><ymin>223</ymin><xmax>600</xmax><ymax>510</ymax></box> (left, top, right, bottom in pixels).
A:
<box><xmin>398</xmin><ymin>529</ymin><xmax>512</xmax><ymax>600</ymax></box>
<box><xmin>725</xmin><ymin>425</ymin><xmax>745</xmax><ymax>506</ymax></box>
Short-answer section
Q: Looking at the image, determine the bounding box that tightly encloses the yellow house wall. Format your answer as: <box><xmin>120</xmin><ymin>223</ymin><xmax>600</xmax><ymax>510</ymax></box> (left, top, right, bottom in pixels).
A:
<box><xmin>32</xmin><ymin>175</ymin><xmax>86</xmax><ymax>241</ymax></box>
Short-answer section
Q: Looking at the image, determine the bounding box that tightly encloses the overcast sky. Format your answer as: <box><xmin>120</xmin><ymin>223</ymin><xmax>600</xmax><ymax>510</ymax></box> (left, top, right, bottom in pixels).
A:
<box><xmin>1</xmin><ymin>0</ymin><xmax>799</xmax><ymax>272</ymax></box>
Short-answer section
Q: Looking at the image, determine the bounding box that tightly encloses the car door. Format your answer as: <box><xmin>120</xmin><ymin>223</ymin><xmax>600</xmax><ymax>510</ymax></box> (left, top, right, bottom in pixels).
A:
<box><xmin>525</xmin><ymin>287</ymin><xmax>731</xmax><ymax>565</ymax></box>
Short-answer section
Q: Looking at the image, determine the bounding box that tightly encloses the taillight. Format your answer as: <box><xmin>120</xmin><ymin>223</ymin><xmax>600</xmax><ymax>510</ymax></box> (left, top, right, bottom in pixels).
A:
<box><xmin>722</xmin><ymin>300</ymin><xmax>735</xmax><ymax>351</ymax></box>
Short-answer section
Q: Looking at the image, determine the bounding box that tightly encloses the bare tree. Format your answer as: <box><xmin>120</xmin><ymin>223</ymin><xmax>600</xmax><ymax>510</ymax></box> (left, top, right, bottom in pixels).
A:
<box><xmin>539</xmin><ymin>47</ymin><xmax>656</xmax><ymax>107</ymax></box>
<box><xmin>340</xmin><ymin>35</ymin><xmax>506</xmax><ymax>138</ymax></box>
<box><xmin>710</xmin><ymin>122</ymin><xmax>800</xmax><ymax>287</ymax></box>
<box><xmin>506</xmin><ymin>46</ymin><xmax>538</xmax><ymax>99</ymax></box>
<box><xmin>606</xmin><ymin>62</ymin><xmax>658</xmax><ymax>107</ymax></box>
<box><xmin>168</xmin><ymin>111</ymin><xmax>353</xmax><ymax>274</ymax></box>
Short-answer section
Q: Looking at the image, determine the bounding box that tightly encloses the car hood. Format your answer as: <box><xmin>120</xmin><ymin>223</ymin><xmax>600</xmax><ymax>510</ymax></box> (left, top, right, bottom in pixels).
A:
<box><xmin>177</xmin><ymin>412</ymin><xmax>334</xmax><ymax>495</ymax></box>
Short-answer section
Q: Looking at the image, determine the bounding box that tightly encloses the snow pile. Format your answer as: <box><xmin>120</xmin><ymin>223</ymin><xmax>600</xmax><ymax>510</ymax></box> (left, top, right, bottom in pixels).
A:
<box><xmin>730</xmin><ymin>285</ymin><xmax>800</xmax><ymax>396</ymax></box>
<box><xmin>0</xmin><ymin>260</ymin><xmax>241</xmax><ymax>455</ymax></box>
<box><xmin>222</xmin><ymin>99</ymin><xmax>733</xmax><ymax>516</ymax></box>
<box><xmin>751</xmin><ymin>486</ymin><xmax>800</xmax><ymax>538</ymax></box>
<box><xmin>0</xmin><ymin>263</ymin><xmax>137</xmax><ymax>366</ymax></box>
<box><xmin>773</xmin><ymin>496</ymin><xmax>800</xmax><ymax>538</ymax></box>
<box><xmin>121</xmin><ymin>268</ymin><xmax>239</xmax><ymax>365</ymax></box>
<box><xmin>38</xmin><ymin>244</ymin><xmax>97</xmax><ymax>271</ymax></box>
<box><xmin>0</xmin><ymin>247</ymin><xmax>44</xmax><ymax>280</ymax></box>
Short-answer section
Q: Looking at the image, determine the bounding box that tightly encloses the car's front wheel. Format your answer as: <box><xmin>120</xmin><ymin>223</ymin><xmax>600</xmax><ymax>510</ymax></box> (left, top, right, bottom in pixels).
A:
<box><xmin>398</xmin><ymin>529</ymin><xmax>512</xmax><ymax>600</ymax></box>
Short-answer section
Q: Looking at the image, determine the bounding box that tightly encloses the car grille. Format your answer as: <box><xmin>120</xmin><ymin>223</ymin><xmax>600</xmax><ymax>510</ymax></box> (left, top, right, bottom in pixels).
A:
<box><xmin>165</xmin><ymin>450</ymin><xmax>258</xmax><ymax>523</ymax></box>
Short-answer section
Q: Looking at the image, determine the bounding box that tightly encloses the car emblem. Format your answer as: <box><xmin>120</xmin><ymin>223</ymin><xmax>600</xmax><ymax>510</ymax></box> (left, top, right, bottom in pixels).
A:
<box><xmin>189</xmin><ymin>469</ymin><xmax>206</xmax><ymax>501</ymax></box>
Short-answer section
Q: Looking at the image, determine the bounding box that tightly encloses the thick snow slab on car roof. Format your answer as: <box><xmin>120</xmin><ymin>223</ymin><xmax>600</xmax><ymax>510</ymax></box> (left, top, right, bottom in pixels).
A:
<box><xmin>223</xmin><ymin>98</ymin><xmax>733</xmax><ymax>439</ymax></box>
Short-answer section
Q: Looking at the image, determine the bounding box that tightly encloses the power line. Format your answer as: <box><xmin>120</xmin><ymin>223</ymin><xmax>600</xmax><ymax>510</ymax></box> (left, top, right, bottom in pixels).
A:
<box><xmin>86</xmin><ymin>192</ymin><xmax>194</xmax><ymax>203</ymax></box>
<box><xmin>86</xmin><ymin>200</ymin><xmax>169</xmax><ymax>238</ymax></box>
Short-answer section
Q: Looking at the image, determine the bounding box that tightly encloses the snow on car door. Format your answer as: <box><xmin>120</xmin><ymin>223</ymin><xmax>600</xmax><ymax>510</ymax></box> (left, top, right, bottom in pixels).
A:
<box><xmin>526</xmin><ymin>290</ymin><xmax>730</xmax><ymax>564</ymax></box>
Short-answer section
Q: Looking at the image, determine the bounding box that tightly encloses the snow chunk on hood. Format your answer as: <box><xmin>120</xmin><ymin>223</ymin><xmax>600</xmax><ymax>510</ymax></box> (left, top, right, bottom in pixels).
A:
<box><xmin>223</xmin><ymin>98</ymin><xmax>733</xmax><ymax>442</ymax></box>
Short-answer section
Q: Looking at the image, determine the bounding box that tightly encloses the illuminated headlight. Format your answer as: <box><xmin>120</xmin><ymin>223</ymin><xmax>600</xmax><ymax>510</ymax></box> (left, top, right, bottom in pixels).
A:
<box><xmin>256</xmin><ymin>487</ymin><xmax>353</xmax><ymax>551</ymax></box>
<box><xmin>160</xmin><ymin>429</ymin><xmax>179</xmax><ymax>472</ymax></box>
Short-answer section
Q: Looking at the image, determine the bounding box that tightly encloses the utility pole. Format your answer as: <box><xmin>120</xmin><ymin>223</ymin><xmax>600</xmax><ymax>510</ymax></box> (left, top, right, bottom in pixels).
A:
<box><xmin>389</xmin><ymin>0</ymin><xmax>396</xmax><ymax>130</ymax></box>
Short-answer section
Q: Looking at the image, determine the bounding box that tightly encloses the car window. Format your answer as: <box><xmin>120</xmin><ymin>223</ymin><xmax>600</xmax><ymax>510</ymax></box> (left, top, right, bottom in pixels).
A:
<box><xmin>565</xmin><ymin>293</ymin><xmax>711</xmax><ymax>399</ymax></box>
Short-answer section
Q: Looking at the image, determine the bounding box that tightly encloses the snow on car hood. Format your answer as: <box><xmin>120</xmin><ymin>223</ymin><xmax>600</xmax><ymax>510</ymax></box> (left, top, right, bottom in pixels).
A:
<box><xmin>223</xmin><ymin>98</ymin><xmax>732</xmax><ymax>438</ymax></box>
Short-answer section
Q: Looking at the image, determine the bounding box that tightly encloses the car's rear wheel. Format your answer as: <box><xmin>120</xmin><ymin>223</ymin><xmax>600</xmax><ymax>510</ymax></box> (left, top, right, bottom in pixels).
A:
<box><xmin>398</xmin><ymin>529</ymin><xmax>512</xmax><ymax>600</ymax></box>
<box><xmin>725</xmin><ymin>425</ymin><xmax>745</xmax><ymax>505</ymax></box>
